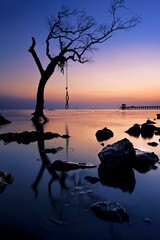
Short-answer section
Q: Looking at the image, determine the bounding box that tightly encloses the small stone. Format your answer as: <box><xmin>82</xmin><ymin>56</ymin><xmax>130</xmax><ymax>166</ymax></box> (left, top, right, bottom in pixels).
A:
<box><xmin>0</xmin><ymin>114</ymin><xmax>11</xmax><ymax>125</ymax></box>
<box><xmin>91</xmin><ymin>201</ymin><xmax>129</xmax><ymax>223</ymax></box>
<box><xmin>144</xmin><ymin>218</ymin><xmax>151</xmax><ymax>223</ymax></box>
<box><xmin>84</xmin><ymin>176</ymin><xmax>99</xmax><ymax>184</ymax></box>
<box><xmin>147</xmin><ymin>142</ymin><xmax>158</xmax><ymax>147</ymax></box>
<box><xmin>44</xmin><ymin>148</ymin><xmax>57</xmax><ymax>154</ymax></box>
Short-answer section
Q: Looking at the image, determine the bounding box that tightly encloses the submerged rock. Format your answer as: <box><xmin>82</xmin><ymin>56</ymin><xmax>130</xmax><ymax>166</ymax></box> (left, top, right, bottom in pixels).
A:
<box><xmin>0</xmin><ymin>131</ymin><xmax>68</xmax><ymax>144</ymax></box>
<box><xmin>0</xmin><ymin>114</ymin><xmax>11</xmax><ymax>125</ymax></box>
<box><xmin>98</xmin><ymin>164</ymin><xmax>135</xmax><ymax>193</ymax></box>
<box><xmin>84</xmin><ymin>176</ymin><xmax>99</xmax><ymax>184</ymax></box>
<box><xmin>91</xmin><ymin>201</ymin><xmax>129</xmax><ymax>223</ymax></box>
<box><xmin>144</xmin><ymin>218</ymin><xmax>152</xmax><ymax>223</ymax></box>
<box><xmin>98</xmin><ymin>138</ymin><xmax>135</xmax><ymax>174</ymax></box>
<box><xmin>0</xmin><ymin>171</ymin><xmax>14</xmax><ymax>193</ymax></box>
<box><xmin>125</xmin><ymin>124</ymin><xmax>141</xmax><ymax>137</ymax></box>
<box><xmin>133</xmin><ymin>149</ymin><xmax>159</xmax><ymax>173</ymax></box>
<box><xmin>96</xmin><ymin>127</ymin><xmax>113</xmax><ymax>142</ymax></box>
<box><xmin>49</xmin><ymin>160</ymin><xmax>96</xmax><ymax>172</ymax></box>
<box><xmin>147</xmin><ymin>142</ymin><xmax>158</xmax><ymax>147</ymax></box>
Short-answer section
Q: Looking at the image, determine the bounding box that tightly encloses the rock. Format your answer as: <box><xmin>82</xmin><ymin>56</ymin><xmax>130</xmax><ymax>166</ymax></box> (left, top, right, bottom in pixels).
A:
<box><xmin>0</xmin><ymin>114</ymin><xmax>11</xmax><ymax>125</ymax></box>
<box><xmin>96</xmin><ymin>127</ymin><xmax>113</xmax><ymax>142</ymax></box>
<box><xmin>4</xmin><ymin>174</ymin><xmax>15</xmax><ymax>184</ymax></box>
<box><xmin>144</xmin><ymin>218</ymin><xmax>151</xmax><ymax>223</ymax></box>
<box><xmin>125</xmin><ymin>124</ymin><xmax>141</xmax><ymax>137</ymax></box>
<box><xmin>84</xmin><ymin>176</ymin><xmax>99</xmax><ymax>184</ymax></box>
<box><xmin>133</xmin><ymin>149</ymin><xmax>159</xmax><ymax>173</ymax></box>
<box><xmin>0</xmin><ymin>177</ymin><xmax>8</xmax><ymax>193</ymax></box>
<box><xmin>0</xmin><ymin>171</ymin><xmax>14</xmax><ymax>193</ymax></box>
<box><xmin>44</xmin><ymin>146</ymin><xmax>63</xmax><ymax>154</ymax></box>
<box><xmin>44</xmin><ymin>148</ymin><xmax>58</xmax><ymax>154</ymax></box>
<box><xmin>141</xmin><ymin>123</ymin><xmax>156</xmax><ymax>139</ymax></box>
<box><xmin>146</xmin><ymin>119</ymin><xmax>156</xmax><ymax>124</ymax></box>
<box><xmin>49</xmin><ymin>160</ymin><xmax>96</xmax><ymax>172</ymax></box>
<box><xmin>155</xmin><ymin>130</ymin><xmax>160</xmax><ymax>135</ymax></box>
<box><xmin>147</xmin><ymin>142</ymin><xmax>158</xmax><ymax>147</ymax></box>
<box><xmin>91</xmin><ymin>201</ymin><xmax>129</xmax><ymax>223</ymax></box>
<box><xmin>98</xmin><ymin>138</ymin><xmax>135</xmax><ymax>174</ymax></box>
<box><xmin>98</xmin><ymin>164</ymin><xmax>135</xmax><ymax>193</ymax></box>
<box><xmin>0</xmin><ymin>131</ymin><xmax>64</xmax><ymax>144</ymax></box>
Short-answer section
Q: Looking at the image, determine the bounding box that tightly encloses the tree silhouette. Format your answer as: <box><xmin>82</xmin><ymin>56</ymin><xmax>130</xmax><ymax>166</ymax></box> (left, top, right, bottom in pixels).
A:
<box><xmin>29</xmin><ymin>0</ymin><xmax>141</xmax><ymax>122</ymax></box>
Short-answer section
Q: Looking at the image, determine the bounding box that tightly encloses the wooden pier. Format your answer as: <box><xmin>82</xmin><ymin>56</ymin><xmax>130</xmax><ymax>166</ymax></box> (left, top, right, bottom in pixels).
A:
<box><xmin>120</xmin><ymin>104</ymin><xmax>160</xmax><ymax>110</ymax></box>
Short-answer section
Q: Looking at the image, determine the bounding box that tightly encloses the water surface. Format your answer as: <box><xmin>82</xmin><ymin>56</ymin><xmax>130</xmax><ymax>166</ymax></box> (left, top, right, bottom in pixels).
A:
<box><xmin>0</xmin><ymin>109</ymin><xmax>160</xmax><ymax>240</ymax></box>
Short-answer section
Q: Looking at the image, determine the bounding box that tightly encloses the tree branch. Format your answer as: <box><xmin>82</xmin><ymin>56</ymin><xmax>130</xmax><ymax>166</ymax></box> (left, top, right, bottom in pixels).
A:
<box><xmin>28</xmin><ymin>37</ymin><xmax>44</xmax><ymax>75</ymax></box>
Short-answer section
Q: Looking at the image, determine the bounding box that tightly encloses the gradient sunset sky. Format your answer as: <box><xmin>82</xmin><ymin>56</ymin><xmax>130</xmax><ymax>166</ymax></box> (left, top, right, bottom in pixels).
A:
<box><xmin>1</xmin><ymin>0</ymin><xmax>160</xmax><ymax>109</ymax></box>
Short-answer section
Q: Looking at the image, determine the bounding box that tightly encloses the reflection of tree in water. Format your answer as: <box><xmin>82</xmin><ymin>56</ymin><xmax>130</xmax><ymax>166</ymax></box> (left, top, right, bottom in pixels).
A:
<box><xmin>31</xmin><ymin>121</ymin><xmax>77</xmax><ymax>198</ymax></box>
<box><xmin>31</xmin><ymin>121</ymin><xmax>98</xmax><ymax>225</ymax></box>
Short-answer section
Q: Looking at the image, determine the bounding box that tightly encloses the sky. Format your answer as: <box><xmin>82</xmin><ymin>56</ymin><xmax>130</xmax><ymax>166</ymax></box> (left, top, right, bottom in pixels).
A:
<box><xmin>0</xmin><ymin>0</ymin><xmax>160</xmax><ymax>109</ymax></box>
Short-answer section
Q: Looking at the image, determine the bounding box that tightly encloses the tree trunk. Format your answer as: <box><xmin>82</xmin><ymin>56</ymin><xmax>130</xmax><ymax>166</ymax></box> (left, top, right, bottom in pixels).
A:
<box><xmin>32</xmin><ymin>77</ymin><xmax>47</xmax><ymax>121</ymax></box>
<box><xmin>31</xmin><ymin>59</ymin><xmax>58</xmax><ymax>122</ymax></box>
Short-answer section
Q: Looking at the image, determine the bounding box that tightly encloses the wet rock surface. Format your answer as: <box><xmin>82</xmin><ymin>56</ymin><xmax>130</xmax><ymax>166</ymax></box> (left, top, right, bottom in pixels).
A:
<box><xmin>98</xmin><ymin>139</ymin><xmax>159</xmax><ymax>175</ymax></box>
<box><xmin>0</xmin><ymin>114</ymin><xmax>11</xmax><ymax>125</ymax></box>
<box><xmin>98</xmin><ymin>138</ymin><xmax>135</xmax><ymax>174</ymax></box>
<box><xmin>91</xmin><ymin>201</ymin><xmax>129</xmax><ymax>223</ymax></box>
<box><xmin>0</xmin><ymin>131</ymin><xmax>69</xmax><ymax>144</ymax></box>
<box><xmin>49</xmin><ymin>160</ymin><xmax>96</xmax><ymax>172</ymax></box>
<box><xmin>96</xmin><ymin>127</ymin><xmax>113</xmax><ymax>142</ymax></box>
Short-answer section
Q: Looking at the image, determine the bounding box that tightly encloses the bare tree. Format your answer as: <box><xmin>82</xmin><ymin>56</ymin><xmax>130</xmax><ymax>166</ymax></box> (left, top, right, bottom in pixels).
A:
<box><xmin>29</xmin><ymin>0</ymin><xmax>141</xmax><ymax>122</ymax></box>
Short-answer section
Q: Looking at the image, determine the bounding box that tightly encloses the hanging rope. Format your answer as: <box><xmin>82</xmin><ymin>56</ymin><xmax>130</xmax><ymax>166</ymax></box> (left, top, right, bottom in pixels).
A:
<box><xmin>65</xmin><ymin>62</ymin><xmax>69</xmax><ymax>109</ymax></box>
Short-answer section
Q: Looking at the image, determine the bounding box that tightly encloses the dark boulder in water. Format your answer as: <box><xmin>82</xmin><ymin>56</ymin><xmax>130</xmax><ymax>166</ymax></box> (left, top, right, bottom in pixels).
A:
<box><xmin>49</xmin><ymin>160</ymin><xmax>96</xmax><ymax>172</ymax></box>
<box><xmin>141</xmin><ymin>123</ymin><xmax>156</xmax><ymax>139</ymax></box>
<box><xmin>133</xmin><ymin>149</ymin><xmax>159</xmax><ymax>173</ymax></box>
<box><xmin>91</xmin><ymin>201</ymin><xmax>129</xmax><ymax>223</ymax></box>
<box><xmin>0</xmin><ymin>114</ymin><xmax>11</xmax><ymax>125</ymax></box>
<box><xmin>96</xmin><ymin>127</ymin><xmax>113</xmax><ymax>142</ymax></box>
<box><xmin>98</xmin><ymin>138</ymin><xmax>135</xmax><ymax>174</ymax></box>
<box><xmin>125</xmin><ymin>124</ymin><xmax>141</xmax><ymax>137</ymax></box>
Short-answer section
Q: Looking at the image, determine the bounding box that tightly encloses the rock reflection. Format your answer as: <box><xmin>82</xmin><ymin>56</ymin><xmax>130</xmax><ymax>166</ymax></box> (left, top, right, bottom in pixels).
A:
<box><xmin>98</xmin><ymin>164</ymin><xmax>136</xmax><ymax>193</ymax></box>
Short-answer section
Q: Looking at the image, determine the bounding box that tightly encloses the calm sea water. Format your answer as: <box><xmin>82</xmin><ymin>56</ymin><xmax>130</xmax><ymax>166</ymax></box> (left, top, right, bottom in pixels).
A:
<box><xmin>0</xmin><ymin>109</ymin><xmax>160</xmax><ymax>240</ymax></box>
